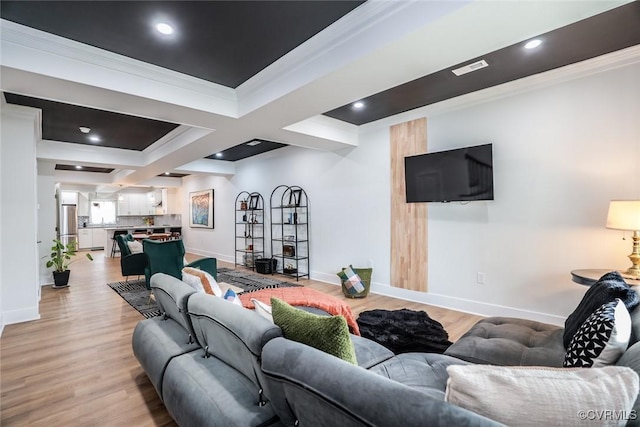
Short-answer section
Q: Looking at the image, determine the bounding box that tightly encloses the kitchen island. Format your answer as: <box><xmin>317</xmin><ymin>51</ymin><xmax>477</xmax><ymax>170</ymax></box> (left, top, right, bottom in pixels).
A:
<box><xmin>102</xmin><ymin>226</ymin><xmax>181</xmax><ymax>257</ymax></box>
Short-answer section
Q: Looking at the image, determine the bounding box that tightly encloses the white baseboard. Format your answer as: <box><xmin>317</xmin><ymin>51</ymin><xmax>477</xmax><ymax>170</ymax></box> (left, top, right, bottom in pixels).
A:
<box><xmin>184</xmin><ymin>247</ymin><xmax>235</xmax><ymax>265</ymax></box>
<box><xmin>311</xmin><ymin>270</ymin><xmax>565</xmax><ymax>326</ymax></box>
<box><xmin>0</xmin><ymin>313</ymin><xmax>4</xmax><ymax>337</ymax></box>
<box><xmin>2</xmin><ymin>306</ymin><xmax>40</xmax><ymax>327</ymax></box>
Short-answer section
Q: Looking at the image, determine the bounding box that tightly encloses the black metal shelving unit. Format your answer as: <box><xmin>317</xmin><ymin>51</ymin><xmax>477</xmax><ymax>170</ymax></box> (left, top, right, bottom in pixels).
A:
<box><xmin>270</xmin><ymin>185</ymin><xmax>309</xmax><ymax>281</ymax></box>
<box><xmin>234</xmin><ymin>191</ymin><xmax>264</xmax><ymax>271</ymax></box>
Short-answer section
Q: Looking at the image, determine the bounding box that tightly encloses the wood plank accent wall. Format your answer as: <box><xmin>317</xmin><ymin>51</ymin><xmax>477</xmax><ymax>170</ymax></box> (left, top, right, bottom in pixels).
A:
<box><xmin>390</xmin><ymin>118</ymin><xmax>428</xmax><ymax>292</ymax></box>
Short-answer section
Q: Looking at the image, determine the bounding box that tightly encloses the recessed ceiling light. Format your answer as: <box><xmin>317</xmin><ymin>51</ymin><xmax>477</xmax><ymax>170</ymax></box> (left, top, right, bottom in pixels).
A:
<box><xmin>89</xmin><ymin>135</ymin><xmax>101</xmax><ymax>142</ymax></box>
<box><xmin>247</xmin><ymin>140</ymin><xmax>262</xmax><ymax>146</ymax></box>
<box><xmin>79</xmin><ymin>126</ymin><xmax>91</xmax><ymax>133</ymax></box>
<box><xmin>164</xmin><ymin>172</ymin><xmax>171</xmax><ymax>175</ymax></box>
<box><xmin>75</xmin><ymin>165</ymin><xmax>83</xmax><ymax>170</ymax></box>
<box><xmin>525</xmin><ymin>39</ymin><xmax>542</xmax><ymax>50</ymax></box>
<box><xmin>215</xmin><ymin>153</ymin><xmax>223</xmax><ymax>158</ymax></box>
<box><xmin>353</xmin><ymin>101</ymin><xmax>365</xmax><ymax>109</ymax></box>
<box><xmin>156</xmin><ymin>23</ymin><xmax>174</xmax><ymax>35</ymax></box>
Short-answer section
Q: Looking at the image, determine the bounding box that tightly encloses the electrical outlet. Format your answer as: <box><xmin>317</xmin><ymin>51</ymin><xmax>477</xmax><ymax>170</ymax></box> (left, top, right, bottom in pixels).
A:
<box><xmin>476</xmin><ymin>272</ymin><xmax>485</xmax><ymax>285</ymax></box>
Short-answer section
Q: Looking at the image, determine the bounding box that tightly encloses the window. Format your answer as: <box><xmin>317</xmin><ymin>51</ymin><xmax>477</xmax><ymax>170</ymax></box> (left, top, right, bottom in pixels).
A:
<box><xmin>90</xmin><ymin>200</ymin><xmax>116</xmax><ymax>224</ymax></box>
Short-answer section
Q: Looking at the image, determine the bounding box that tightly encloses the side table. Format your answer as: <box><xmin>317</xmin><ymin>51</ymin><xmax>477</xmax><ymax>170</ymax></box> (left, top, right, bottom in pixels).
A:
<box><xmin>571</xmin><ymin>269</ymin><xmax>640</xmax><ymax>287</ymax></box>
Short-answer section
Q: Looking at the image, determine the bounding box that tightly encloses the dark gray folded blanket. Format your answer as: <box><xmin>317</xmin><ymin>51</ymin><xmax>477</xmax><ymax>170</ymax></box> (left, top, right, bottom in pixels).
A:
<box><xmin>563</xmin><ymin>271</ymin><xmax>639</xmax><ymax>348</ymax></box>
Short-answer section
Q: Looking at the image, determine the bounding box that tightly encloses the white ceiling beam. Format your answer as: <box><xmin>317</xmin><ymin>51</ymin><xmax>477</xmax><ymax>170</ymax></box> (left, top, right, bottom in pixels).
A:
<box><xmin>176</xmin><ymin>159</ymin><xmax>235</xmax><ymax>176</ymax></box>
<box><xmin>37</xmin><ymin>140</ymin><xmax>146</xmax><ymax>168</ymax></box>
<box><xmin>3</xmin><ymin>1</ymin><xmax>633</xmax><ymax>188</ymax></box>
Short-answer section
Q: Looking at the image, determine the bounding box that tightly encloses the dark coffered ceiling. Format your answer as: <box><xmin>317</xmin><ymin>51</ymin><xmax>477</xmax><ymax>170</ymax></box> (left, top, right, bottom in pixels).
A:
<box><xmin>0</xmin><ymin>1</ymin><xmax>363</xmax><ymax>161</ymax></box>
<box><xmin>1</xmin><ymin>1</ymin><xmax>639</xmax><ymax>166</ymax></box>
<box><xmin>55</xmin><ymin>164</ymin><xmax>114</xmax><ymax>174</ymax></box>
<box><xmin>206</xmin><ymin>139</ymin><xmax>287</xmax><ymax>162</ymax></box>
<box><xmin>0</xmin><ymin>0</ymin><xmax>364</xmax><ymax>88</ymax></box>
<box><xmin>4</xmin><ymin>93</ymin><xmax>179</xmax><ymax>151</ymax></box>
<box><xmin>324</xmin><ymin>1</ymin><xmax>640</xmax><ymax>125</ymax></box>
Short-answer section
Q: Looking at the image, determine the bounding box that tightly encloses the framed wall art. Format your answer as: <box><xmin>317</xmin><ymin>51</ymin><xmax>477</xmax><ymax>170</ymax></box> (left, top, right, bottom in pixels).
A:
<box><xmin>189</xmin><ymin>189</ymin><xmax>214</xmax><ymax>228</ymax></box>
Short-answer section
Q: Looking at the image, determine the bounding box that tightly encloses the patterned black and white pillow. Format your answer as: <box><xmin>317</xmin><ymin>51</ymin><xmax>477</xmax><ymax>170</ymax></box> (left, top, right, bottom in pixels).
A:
<box><xmin>563</xmin><ymin>299</ymin><xmax>631</xmax><ymax>368</ymax></box>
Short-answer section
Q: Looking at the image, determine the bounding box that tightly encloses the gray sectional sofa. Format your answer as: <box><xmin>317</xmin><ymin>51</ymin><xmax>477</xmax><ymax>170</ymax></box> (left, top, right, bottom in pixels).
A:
<box><xmin>133</xmin><ymin>273</ymin><xmax>499</xmax><ymax>426</ymax></box>
<box><xmin>133</xmin><ymin>273</ymin><xmax>640</xmax><ymax>426</ymax></box>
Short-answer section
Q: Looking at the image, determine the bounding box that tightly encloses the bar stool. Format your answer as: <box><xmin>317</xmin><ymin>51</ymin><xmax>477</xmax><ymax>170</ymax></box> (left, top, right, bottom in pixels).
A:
<box><xmin>170</xmin><ymin>227</ymin><xmax>182</xmax><ymax>240</ymax></box>
<box><xmin>111</xmin><ymin>230</ymin><xmax>129</xmax><ymax>257</ymax></box>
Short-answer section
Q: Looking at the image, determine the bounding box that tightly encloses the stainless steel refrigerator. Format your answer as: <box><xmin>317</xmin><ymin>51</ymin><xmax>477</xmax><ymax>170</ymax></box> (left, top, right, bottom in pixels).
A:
<box><xmin>60</xmin><ymin>204</ymin><xmax>78</xmax><ymax>247</ymax></box>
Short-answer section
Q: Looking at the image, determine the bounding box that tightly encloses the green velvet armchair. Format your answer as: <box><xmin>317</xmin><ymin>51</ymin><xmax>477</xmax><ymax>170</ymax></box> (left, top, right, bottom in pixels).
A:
<box><xmin>142</xmin><ymin>239</ymin><xmax>217</xmax><ymax>290</ymax></box>
<box><xmin>115</xmin><ymin>234</ymin><xmax>148</xmax><ymax>280</ymax></box>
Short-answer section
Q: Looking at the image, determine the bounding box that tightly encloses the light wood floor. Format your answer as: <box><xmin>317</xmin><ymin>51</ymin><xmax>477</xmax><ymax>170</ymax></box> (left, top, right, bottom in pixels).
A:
<box><xmin>1</xmin><ymin>251</ymin><xmax>483</xmax><ymax>426</ymax></box>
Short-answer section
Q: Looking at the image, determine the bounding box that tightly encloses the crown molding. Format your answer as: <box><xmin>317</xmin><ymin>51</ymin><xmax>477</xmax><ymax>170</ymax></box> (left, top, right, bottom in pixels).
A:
<box><xmin>361</xmin><ymin>44</ymin><xmax>640</xmax><ymax>132</ymax></box>
<box><xmin>0</xmin><ymin>19</ymin><xmax>237</xmax><ymax>115</ymax></box>
<box><xmin>236</xmin><ymin>0</ymin><xmax>469</xmax><ymax>116</ymax></box>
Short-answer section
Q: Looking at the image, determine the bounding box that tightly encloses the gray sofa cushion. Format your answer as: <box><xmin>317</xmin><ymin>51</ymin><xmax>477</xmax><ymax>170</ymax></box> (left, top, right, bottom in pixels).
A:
<box><xmin>444</xmin><ymin>317</ymin><xmax>566</xmax><ymax>366</ymax></box>
<box><xmin>132</xmin><ymin>317</ymin><xmax>200</xmax><ymax>400</ymax></box>
<box><xmin>151</xmin><ymin>272</ymin><xmax>197</xmax><ymax>343</ymax></box>
<box><xmin>163</xmin><ymin>351</ymin><xmax>280</xmax><ymax>427</ymax></box>
<box><xmin>351</xmin><ymin>334</ymin><xmax>394</xmax><ymax>369</ymax></box>
<box><xmin>630</xmin><ymin>305</ymin><xmax>640</xmax><ymax>347</ymax></box>
<box><xmin>132</xmin><ymin>317</ymin><xmax>200</xmax><ymax>399</ymax></box>
<box><xmin>188</xmin><ymin>292</ymin><xmax>282</xmax><ymax>404</ymax></box>
<box><xmin>616</xmin><ymin>341</ymin><xmax>640</xmax><ymax>424</ymax></box>
<box><xmin>261</xmin><ymin>337</ymin><xmax>504</xmax><ymax>427</ymax></box>
<box><xmin>370</xmin><ymin>352</ymin><xmax>470</xmax><ymax>396</ymax></box>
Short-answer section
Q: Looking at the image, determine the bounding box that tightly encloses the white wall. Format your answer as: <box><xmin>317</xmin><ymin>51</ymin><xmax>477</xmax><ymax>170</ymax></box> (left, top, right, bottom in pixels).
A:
<box><xmin>1</xmin><ymin>104</ymin><xmax>41</xmax><ymax>330</ymax></box>
<box><xmin>181</xmin><ymin>61</ymin><xmax>640</xmax><ymax>325</ymax></box>
<box><xmin>423</xmin><ymin>62</ymin><xmax>640</xmax><ymax>323</ymax></box>
<box><xmin>37</xmin><ymin>163</ymin><xmax>57</xmax><ymax>286</ymax></box>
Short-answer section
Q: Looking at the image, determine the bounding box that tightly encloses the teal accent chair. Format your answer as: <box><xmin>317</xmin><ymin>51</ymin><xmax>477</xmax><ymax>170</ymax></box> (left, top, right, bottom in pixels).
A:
<box><xmin>142</xmin><ymin>239</ymin><xmax>217</xmax><ymax>290</ymax></box>
<box><xmin>115</xmin><ymin>234</ymin><xmax>148</xmax><ymax>280</ymax></box>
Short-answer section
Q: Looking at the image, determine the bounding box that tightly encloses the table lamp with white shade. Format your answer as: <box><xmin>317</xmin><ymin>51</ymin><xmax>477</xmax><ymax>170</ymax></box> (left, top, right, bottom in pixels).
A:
<box><xmin>606</xmin><ymin>200</ymin><xmax>640</xmax><ymax>279</ymax></box>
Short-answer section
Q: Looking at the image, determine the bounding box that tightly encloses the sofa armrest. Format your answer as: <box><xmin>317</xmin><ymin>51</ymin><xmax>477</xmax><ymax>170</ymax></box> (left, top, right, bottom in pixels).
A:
<box><xmin>186</xmin><ymin>258</ymin><xmax>217</xmax><ymax>280</ymax></box>
<box><xmin>261</xmin><ymin>337</ymin><xmax>503</xmax><ymax>427</ymax></box>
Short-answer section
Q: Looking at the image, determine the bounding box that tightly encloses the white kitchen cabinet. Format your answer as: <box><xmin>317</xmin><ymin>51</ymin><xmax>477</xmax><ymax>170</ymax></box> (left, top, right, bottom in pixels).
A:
<box><xmin>78</xmin><ymin>228</ymin><xmax>105</xmax><ymax>249</ymax></box>
<box><xmin>78</xmin><ymin>193</ymin><xmax>89</xmax><ymax>216</ymax></box>
<box><xmin>91</xmin><ymin>228</ymin><xmax>105</xmax><ymax>249</ymax></box>
<box><xmin>130</xmin><ymin>193</ymin><xmax>144</xmax><ymax>215</ymax></box>
<box><xmin>78</xmin><ymin>228</ymin><xmax>92</xmax><ymax>249</ymax></box>
<box><xmin>151</xmin><ymin>189</ymin><xmax>167</xmax><ymax>214</ymax></box>
<box><xmin>118</xmin><ymin>193</ymin><xmax>150</xmax><ymax>216</ymax></box>
<box><xmin>61</xmin><ymin>191</ymin><xmax>78</xmax><ymax>205</ymax></box>
<box><xmin>167</xmin><ymin>188</ymin><xmax>180</xmax><ymax>214</ymax></box>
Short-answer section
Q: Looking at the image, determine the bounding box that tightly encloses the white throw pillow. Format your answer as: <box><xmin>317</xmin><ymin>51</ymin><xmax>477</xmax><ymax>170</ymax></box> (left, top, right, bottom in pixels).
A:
<box><xmin>445</xmin><ymin>365</ymin><xmax>639</xmax><ymax>427</ymax></box>
<box><xmin>251</xmin><ymin>298</ymin><xmax>273</xmax><ymax>323</ymax></box>
<box><xmin>126</xmin><ymin>240</ymin><xmax>143</xmax><ymax>254</ymax></box>
<box><xmin>181</xmin><ymin>267</ymin><xmax>221</xmax><ymax>297</ymax></box>
<box><xmin>564</xmin><ymin>298</ymin><xmax>631</xmax><ymax>368</ymax></box>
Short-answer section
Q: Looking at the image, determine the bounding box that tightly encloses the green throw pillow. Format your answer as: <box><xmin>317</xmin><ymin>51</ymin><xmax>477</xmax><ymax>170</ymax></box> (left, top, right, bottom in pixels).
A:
<box><xmin>271</xmin><ymin>297</ymin><xmax>357</xmax><ymax>365</ymax></box>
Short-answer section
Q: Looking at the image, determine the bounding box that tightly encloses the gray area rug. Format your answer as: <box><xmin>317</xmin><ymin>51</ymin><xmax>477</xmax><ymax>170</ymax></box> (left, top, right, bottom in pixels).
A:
<box><xmin>107</xmin><ymin>279</ymin><xmax>160</xmax><ymax>318</ymax></box>
<box><xmin>107</xmin><ymin>268</ymin><xmax>300</xmax><ymax>318</ymax></box>
<box><xmin>216</xmin><ymin>267</ymin><xmax>301</xmax><ymax>293</ymax></box>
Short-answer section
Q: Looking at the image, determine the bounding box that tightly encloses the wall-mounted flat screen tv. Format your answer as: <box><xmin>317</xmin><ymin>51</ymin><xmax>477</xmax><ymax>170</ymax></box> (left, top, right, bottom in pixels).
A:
<box><xmin>405</xmin><ymin>143</ymin><xmax>494</xmax><ymax>203</ymax></box>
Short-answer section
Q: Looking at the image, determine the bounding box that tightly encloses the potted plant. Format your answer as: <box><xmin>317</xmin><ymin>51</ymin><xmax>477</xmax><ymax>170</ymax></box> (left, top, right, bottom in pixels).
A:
<box><xmin>47</xmin><ymin>238</ymin><xmax>93</xmax><ymax>288</ymax></box>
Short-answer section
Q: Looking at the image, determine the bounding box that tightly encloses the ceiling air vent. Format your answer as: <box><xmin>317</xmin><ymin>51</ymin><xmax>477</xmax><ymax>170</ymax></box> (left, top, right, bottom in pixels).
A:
<box><xmin>452</xmin><ymin>60</ymin><xmax>489</xmax><ymax>76</ymax></box>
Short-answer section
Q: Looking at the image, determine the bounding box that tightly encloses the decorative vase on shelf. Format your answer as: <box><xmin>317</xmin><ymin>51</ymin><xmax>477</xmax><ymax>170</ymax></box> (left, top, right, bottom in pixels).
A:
<box><xmin>240</xmin><ymin>200</ymin><xmax>248</xmax><ymax>210</ymax></box>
